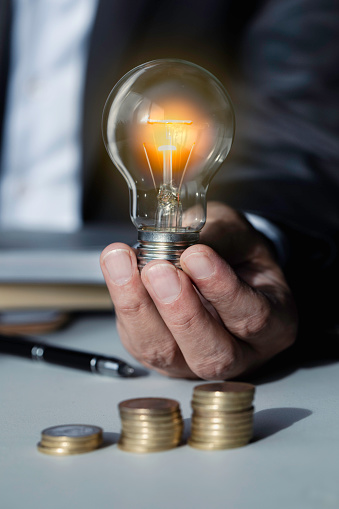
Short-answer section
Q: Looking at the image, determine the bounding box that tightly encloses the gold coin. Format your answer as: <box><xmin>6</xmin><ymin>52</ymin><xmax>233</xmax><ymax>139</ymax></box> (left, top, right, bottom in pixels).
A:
<box><xmin>119</xmin><ymin>433</ymin><xmax>181</xmax><ymax>443</ymax></box>
<box><xmin>121</xmin><ymin>425</ymin><xmax>182</xmax><ymax>433</ymax></box>
<box><xmin>190</xmin><ymin>428</ymin><xmax>252</xmax><ymax>438</ymax></box>
<box><xmin>119</xmin><ymin>435</ymin><xmax>181</xmax><ymax>447</ymax></box>
<box><xmin>40</xmin><ymin>437</ymin><xmax>102</xmax><ymax>450</ymax></box>
<box><xmin>41</xmin><ymin>435</ymin><xmax>102</xmax><ymax>445</ymax></box>
<box><xmin>191</xmin><ymin>422</ymin><xmax>253</xmax><ymax>433</ymax></box>
<box><xmin>192</xmin><ymin>391</ymin><xmax>253</xmax><ymax>402</ymax></box>
<box><xmin>191</xmin><ymin>402</ymin><xmax>252</xmax><ymax>413</ymax></box>
<box><xmin>120</xmin><ymin>427</ymin><xmax>183</xmax><ymax>437</ymax></box>
<box><xmin>119</xmin><ymin>398</ymin><xmax>180</xmax><ymax>415</ymax></box>
<box><xmin>120</xmin><ymin>435</ymin><xmax>183</xmax><ymax>445</ymax></box>
<box><xmin>120</xmin><ymin>428</ymin><xmax>183</xmax><ymax>438</ymax></box>
<box><xmin>120</xmin><ymin>412</ymin><xmax>182</xmax><ymax>422</ymax></box>
<box><xmin>191</xmin><ymin>420</ymin><xmax>253</xmax><ymax>430</ymax></box>
<box><xmin>190</xmin><ymin>428</ymin><xmax>252</xmax><ymax>439</ymax></box>
<box><xmin>117</xmin><ymin>441</ymin><xmax>179</xmax><ymax>453</ymax></box>
<box><xmin>191</xmin><ymin>412</ymin><xmax>253</xmax><ymax>422</ymax></box>
<box><xmin>191</xmin><ymin>420</ymin><xmax>253</xmax><ymax>431</ymax></box>
<box><xmin>37</xmin><ymin>443</ymin><xmax>73</xmax><ymax>456</ymax></box>
<box><xmin>192</xmin><ymin>395</ymin><xmax>253</xmax><ymax>407</ymax></box>
<box><xmin>192</xmin><ymin>390</ymin><xmax>254</xmax><ymax>400</ymax></box>
<box><xmin>120</xmin><ymin>412</ymin><xmax>182</xmax><ymax>423</ymax></box>
<box><xmin>191</xmin><ymin>413</ymin><xmax>253</xmax><ymax>423</ymax></box>
<box><xmin>192</xmin><ymin>395</ymin><xmax>253</xmax><ymax>405</ymax></box>
<box><xmin>119</xmin><ymin>440</ymin><xmax>181</xmax><ymax>449</ymax></box>
<box><xmin>117</xmin><ymin>398</ymin><xmax>184</xmax><ymax>454</ymax></box>
<box><xmin>119</xmin><ymin>419</ymin><xmax>182</xmax><ymax>430</ymax></box>
<box><xmin>192</xmin><ymin>406</ymin><xmax>254</xmax><ymax>419</ymax></box>
<box><xmin>120</xmin><ymin>436</ymin><xmax>183</xmax><ymax>445</ymax></box>
<box><xmin>121</xmin><ymin>420</ymin><xmax>184</xmax><ymax>432</ymax></box>
<box><xmin>190</xmin><ymin>433</ymin><xmax>251</xmax><ymax>443</ymax></box>
<box><xmin>120</xmin><ymin>430</ymin><xmax>181</xmax><ymax>441</ymax></box>
<box><xmin>191</xmin><ymin>415</ymin><xmax>253</xmax><ymax>424</ymax></box>
<box><xmin>193</xmin><ymin>382</ymin><xmax>255</xmax><ymax>397</ymax></box>
<box><xmin>37</xmin><ymin>424</ymin><xmax>103</xmax><ymax>455</ymax></box>
<box><xmin>37</xmin><ymin>442</ymin><xmax>100</xmax><ymax>455</ymax></box>
<box><xmin>188</xmin><ymin>437</ymin><xmax>251</xmax><ymax>450</ymax></box>
<box><xmin>120</xmin><ymin>413</ymin><xmax>182</xmax><ymax>420</ymax></box>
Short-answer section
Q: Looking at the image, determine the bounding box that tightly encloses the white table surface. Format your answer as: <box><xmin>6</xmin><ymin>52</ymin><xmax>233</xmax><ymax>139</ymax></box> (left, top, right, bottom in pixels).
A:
<box><xmin>1</xmin><ymin>313</ymin><xmax>339</xmax><ymax>509</ymax></box>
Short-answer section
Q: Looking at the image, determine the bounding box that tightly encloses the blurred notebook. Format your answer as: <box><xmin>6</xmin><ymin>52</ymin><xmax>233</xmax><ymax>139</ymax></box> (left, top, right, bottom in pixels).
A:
<box><xmin>0</xmin><ymin>225</ymin><xmax>135</xmax><ymax>332</ymax></box>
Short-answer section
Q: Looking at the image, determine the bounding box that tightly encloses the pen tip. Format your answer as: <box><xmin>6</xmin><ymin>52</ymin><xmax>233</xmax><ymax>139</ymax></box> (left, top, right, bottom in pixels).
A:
<box><xmin>119</xmin><ymin>364</ymin><xmax>135</xmax><ymax>377</ymax></box>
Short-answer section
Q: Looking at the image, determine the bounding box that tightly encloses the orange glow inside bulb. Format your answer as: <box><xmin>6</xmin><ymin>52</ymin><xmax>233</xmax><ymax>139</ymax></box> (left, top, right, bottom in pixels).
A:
<box><xmin>133</xmin><ymin>98</ymin><xmax>214</xmax><ymax>188</ymax></box>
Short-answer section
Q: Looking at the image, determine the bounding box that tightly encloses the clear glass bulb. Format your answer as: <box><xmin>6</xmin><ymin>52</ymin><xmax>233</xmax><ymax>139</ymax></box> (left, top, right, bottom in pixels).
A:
<box><xmin>102</xmin><ymin>59</ymin><xmax>235</xmax><ymax>267</ymax></box>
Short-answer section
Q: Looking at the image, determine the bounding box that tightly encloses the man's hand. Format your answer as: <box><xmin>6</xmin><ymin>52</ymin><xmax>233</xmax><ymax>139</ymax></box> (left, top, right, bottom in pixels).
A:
<box><xmin>100</xmin><ymin>202</ymin><xmax>298</xmax><ymax>379</ymax></box>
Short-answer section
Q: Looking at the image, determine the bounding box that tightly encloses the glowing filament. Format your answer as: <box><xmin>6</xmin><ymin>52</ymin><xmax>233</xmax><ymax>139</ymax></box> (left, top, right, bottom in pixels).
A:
<box><xmin>147</xmin><ymin>117</ymin><xmax>192</xmax><ymax>186</ymax></box>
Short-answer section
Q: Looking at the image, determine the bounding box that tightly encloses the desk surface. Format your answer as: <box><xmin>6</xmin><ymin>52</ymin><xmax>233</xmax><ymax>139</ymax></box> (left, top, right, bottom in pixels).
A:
<box><xmin>1</xmin><ymin>314</ymin><xmax>338</xmax><ymax>509</ymax></box>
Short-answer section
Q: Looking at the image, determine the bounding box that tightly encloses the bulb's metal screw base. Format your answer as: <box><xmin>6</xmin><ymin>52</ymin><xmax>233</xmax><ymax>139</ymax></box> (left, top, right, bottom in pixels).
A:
<box><xmin>136</xmin><ymin>230</ymin><xmax>200</xmax><ymax>269</ymax></box>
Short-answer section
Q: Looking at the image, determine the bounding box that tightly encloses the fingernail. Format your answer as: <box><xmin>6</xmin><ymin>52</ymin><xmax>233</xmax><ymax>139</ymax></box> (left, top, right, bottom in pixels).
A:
<box><xmin>103</xmin><ymin>249</ymin><xmax>133</xmax><ymax>285</ymax></box>
<box><xmin>146</xmin><ymin>264</ymin><xmax>181</xmax><ymax>303</ymax></box>
<box><xmin>183</xmin><ymin>252</ymin><xmax>215</xmax><ymax>279</ymax></box>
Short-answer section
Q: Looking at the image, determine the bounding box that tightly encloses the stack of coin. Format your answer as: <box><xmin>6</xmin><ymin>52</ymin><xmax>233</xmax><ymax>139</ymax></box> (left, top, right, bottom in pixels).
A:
<box><xmin>118</xmin><ymin>397</ymin><xmax>183</xmax><ymax>453</ymax></box>
<box><xmin>188</xmin><ymin>382</ymin><xmax>255</xmax><ymax>450</ymax></box>
<box><xmin>37</xmin><ymin>424</ymin><xmax>103</xmax><ymax>455</ymax></box>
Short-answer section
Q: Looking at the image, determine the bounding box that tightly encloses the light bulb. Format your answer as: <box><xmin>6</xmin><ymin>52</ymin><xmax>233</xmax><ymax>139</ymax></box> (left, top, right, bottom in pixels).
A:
<box><xmin>102</xmin><ymin>59</ymin><xmax>235</xmax><ymax>267</ymax></box>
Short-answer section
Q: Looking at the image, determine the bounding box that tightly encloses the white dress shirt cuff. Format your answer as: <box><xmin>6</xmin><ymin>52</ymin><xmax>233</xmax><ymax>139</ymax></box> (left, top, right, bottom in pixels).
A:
<box><xmin>244</xmin><ymin>212</ymin><xmax>289</xmax><ymax>267</ymax></box>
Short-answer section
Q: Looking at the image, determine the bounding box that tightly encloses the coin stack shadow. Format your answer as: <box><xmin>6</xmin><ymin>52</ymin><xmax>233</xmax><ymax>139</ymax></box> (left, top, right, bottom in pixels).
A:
<box><xmin>188</xmin><ymin>382</ymin><xmax>255</xmax><ymax>450</ymax></box>
<box><xmin>118</xmin><ymin>397</ymin><xmax>184</xmax><ymax>453</ymax></box>
<box><xmin>37</xmin><ymin>425</ymin><xmax>103</xmax><ymax>455</ymax></box>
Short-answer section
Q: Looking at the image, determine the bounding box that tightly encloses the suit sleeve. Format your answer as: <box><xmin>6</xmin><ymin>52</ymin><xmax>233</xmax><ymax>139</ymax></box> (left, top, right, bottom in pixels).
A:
<box><xmin>209</xmin><ymin>0</ymin><xmax>339</xmax><ymax>349</ymax></box>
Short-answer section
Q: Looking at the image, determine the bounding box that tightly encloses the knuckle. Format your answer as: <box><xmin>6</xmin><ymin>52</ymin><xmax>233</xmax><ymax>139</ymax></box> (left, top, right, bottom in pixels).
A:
<box><xmin>117</xmin><ymin>319</ymin><xmax>179</xmax><ymax>371</ymax></box>
<box><xmin>141</xmin><ymin>344</ymin><xmax>178</xmax><ymax>371</ymax></box>
<box><xmin>208</xmin><ymin>272</ymin><xmax>241</xmax><ymax>308</ymax></box>
<box><xmin>232</xmin><ymin>299</ymin><xmax>271</xmax><ymax>338</ymax></box>
<box><xmin>115</xmin><ymin>299</ymin><xmax>149</xmax><ymax>320</ymax></box>
<box><xmin>242</xmin><ymin>305</ymin><xmax>271</xmax><ymax>337</ymax></box>
<box><xmin>170</xmin><ymin>308</ymin><xmax>204</xmax><ymax>336</ymax></box>
<box><xmin>192</xmin><ymin>344</ymin><xmax>238</xmax><ymax>380</ymax></box>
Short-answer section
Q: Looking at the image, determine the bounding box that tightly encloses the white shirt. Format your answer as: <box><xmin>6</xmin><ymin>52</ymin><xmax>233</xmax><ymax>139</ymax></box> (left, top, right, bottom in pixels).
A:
<box><xmin>245</xmin><ymin>212</ymin><xmax>288</xmax><ymax>266</ymax></box>
<box><xmin>0</xmin><ymin>0</ymin><xmax>98</xmax><ymax>231</ymax></box>
<box><xmin>0</xmin><ymin>0</ymin><xmax>287</xmax><ymax>266</ymax></box>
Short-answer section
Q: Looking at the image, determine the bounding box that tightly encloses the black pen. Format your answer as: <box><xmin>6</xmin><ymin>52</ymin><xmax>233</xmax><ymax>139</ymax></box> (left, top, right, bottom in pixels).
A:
<box><xmin>0</xmin><ymin>334</ymin><xmax>135</xmax><ymax>378</ymax></box>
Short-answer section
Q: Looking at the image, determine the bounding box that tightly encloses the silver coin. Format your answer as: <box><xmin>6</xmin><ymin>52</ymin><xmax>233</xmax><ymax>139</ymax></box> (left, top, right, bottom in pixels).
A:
<box><xmin>42</xmin><ymin>424</ymin><xmax>102</xmax><ymax>438</ymax></box>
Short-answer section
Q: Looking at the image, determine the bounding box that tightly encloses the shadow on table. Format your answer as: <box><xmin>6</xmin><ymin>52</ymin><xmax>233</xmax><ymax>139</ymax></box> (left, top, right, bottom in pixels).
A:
<box><xmin>126</xmin><ymin>366</ymin><xmax>150</xmax><ymax>378</ymax></box>
<box><xmin>100</xmin><ymin>431</ymin><xmax>120</xmax><ymax>449</ymax></box>
<box><xmin>252</xmin><ymin>407</ymin><xmax>312</xmax><ymax>442</ymax></box>
<box><xmin>182</xmin><ymin>418</ymin><xmax>192</xmax><ymax>442</ymax></box>
<box><xmin>241</xmin><ymin>348</ymin><xmax>339</xmax><ymax>386</ymax></box>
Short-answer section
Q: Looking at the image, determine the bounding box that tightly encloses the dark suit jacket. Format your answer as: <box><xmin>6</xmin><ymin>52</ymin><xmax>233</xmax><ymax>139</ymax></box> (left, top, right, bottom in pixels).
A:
<box><xmin>1</xmin><ymin>0</ymin><xmax>338</xmax><ymax>352</ymax></box>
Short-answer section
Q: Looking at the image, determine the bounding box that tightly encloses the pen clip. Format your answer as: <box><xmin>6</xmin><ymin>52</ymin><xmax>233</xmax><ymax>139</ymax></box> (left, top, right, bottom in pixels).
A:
<box><xmin>31</xmin><ymin>345</ymin><xmax>45</xmax><ymax>361</ymax></box>
<box><xmin>91</xmin><ymin>357</ymin><xmax>121</xmax><ymax>377</ymax></box>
